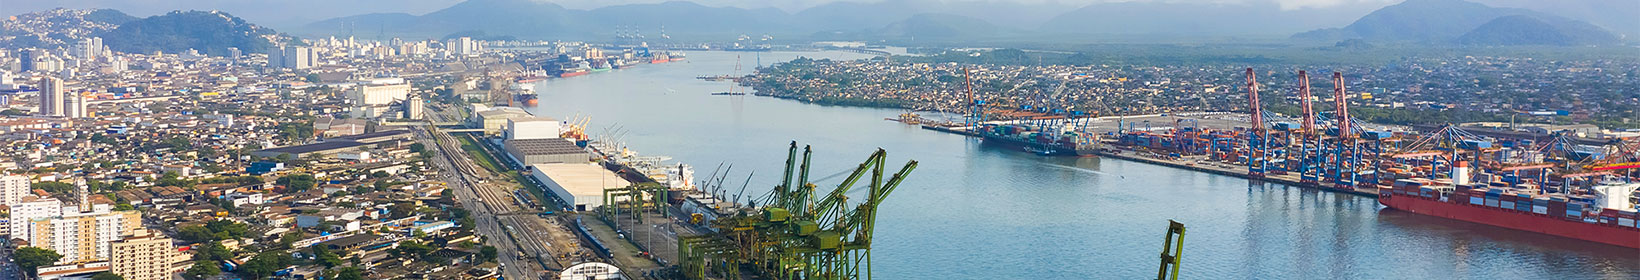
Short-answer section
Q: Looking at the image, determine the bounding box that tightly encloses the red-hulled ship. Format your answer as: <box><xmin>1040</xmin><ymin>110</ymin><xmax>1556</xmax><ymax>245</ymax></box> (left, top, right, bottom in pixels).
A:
<box><xmin>1378</xmin><ymin>163</ymin><xmax>1640</xmax><ymax>248</ymax></box>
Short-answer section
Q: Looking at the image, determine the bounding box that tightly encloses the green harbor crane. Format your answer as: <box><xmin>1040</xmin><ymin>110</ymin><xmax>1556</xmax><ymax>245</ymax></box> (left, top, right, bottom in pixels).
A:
<box><xmin>678</xmin><ymin>141</ymin><xmax>917</xmax><ymax>280</ymax></box>
<box><xmin>1157</xmin><ymin>220</ymin><xmax>1186</xmax><ymax>280</ymax></box>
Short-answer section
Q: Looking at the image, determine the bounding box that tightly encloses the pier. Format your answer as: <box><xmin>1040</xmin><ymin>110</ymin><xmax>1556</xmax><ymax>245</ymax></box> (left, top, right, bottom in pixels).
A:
<box><xmin>921</xmin><ymin>124</ymin><xmax>1382</xmax><ymax>198</ymax></box>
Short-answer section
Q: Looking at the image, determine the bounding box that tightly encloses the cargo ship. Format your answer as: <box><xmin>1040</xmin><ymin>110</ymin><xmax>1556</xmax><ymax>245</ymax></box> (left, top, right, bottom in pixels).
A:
<box><xmin>978</xmin><ymin>123</ymin><xmax>1100</xmax><ymax>156</ymax></box>
<box><xmin>668</xmin><ymin>51</ymin><xmax>686</xmax><ymax>62</ymax></box>
<box><xmin>590</xmin><ymin>59</ymin><xmax>612</xmax><ymax>72</ymax></box>
<box><xmin>650</xmin><ymin>53</ymin><xmax>671</xmax><ymax>64</ymax></box>
<box><xmin>559</xmin><ymin>69</ymin><xmax>589</xmax><ymax>78</ymax></box>
<box><xmin>558</xmin><ymin>61</ymin><xmax>591</xmax><ymax>78</ymax></box>
<box><xmin>1378</xmin><ymin>162</ymin><xmax>1640</xmax><ymax>248</ymax></box>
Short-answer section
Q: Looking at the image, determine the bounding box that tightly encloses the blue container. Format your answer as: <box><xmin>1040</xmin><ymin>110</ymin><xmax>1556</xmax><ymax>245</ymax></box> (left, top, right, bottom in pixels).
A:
<box><xmin>1361</xmin><ymin>131</ymin><xmax>1393</xmax><ymax>140</ymax></box>
<box><xmin>1459</xmin><ymin>140</ymin><xmax>1493</xmax><ymax>149</ymax></box>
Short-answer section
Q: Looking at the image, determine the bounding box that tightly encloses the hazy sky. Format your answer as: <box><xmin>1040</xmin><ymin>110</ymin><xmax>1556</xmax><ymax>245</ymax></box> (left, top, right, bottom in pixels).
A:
<box><xmin>1</xmin><ymin>0</ymin><xmax>1402</xmax><ymax>28</ymax></box>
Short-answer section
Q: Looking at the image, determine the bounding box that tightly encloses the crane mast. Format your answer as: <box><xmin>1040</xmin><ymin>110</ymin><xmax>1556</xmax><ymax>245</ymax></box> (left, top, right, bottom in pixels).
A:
<box><xmin>1245</xmin><ymin>68</ymin><xmax>1267</xmax><ymax>178</ymax></box>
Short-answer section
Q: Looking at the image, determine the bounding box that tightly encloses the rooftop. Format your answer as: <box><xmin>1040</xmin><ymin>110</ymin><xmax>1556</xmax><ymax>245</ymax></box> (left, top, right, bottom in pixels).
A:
<box><xmin>508</xmin><ymin>116</ymin><xmax>559</xmax><ymax>123</ymax></box>
<box><xmin>327</xmin><ymin>129</ymin><xmax>411</xmax><ymax>142</ymax></box>
<box><xmin>258</xmin><ymin>141</ymin><xmax>370</xmax><ymax>154</ymax></box>
<box><xmin>531</xmin><ymin>163</ymin><xmax>630</xmax><ymax>196</ymax></box>
<box><xmin>505</xmin><ymin>138</ymin><xmax>585</xmax><ymax>156</ymax></box>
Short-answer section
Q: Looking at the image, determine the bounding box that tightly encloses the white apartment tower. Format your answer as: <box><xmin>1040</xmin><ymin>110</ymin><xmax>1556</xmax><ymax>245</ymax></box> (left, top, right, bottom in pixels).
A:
<box><xmin>38</xmin><ymin>76</ymin><xmax>64</xmax><ymax>116</ymax></box>
<box><xmin>0</xmin><ymin>175</ymin><xmax>28</xmax><ymax>206</ymax></box>
<box><xmin>65</xmin><ymin>91</ymin><xmax>86</xmax><ymax>118</ymax></box>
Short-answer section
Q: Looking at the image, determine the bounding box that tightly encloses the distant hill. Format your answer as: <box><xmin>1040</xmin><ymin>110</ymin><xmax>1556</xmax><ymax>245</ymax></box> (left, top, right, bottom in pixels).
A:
<box><xmin>580</xmin><ymin>1</ymin><xmax>791</xmax><ymax>38</ymax></box>
<box><xmin>1474</xmin><ymin>0</ymin><xmax>1640</xmax><ymax>38</ymax></box>
<box><xmin>1345</xmin><ymin>0</ymin><xmax>1528</xmax><ymax>41</ymax></box>
<box><xmin>101</xmin><ymin>10</ymin><xmax>286</xmax><ymax>56</ymax></box>
<box><xmin>303</xmin><ymin>0</ymin><xmax>790</xmax><ymax>40</ymax></box>
<box><xmin>0</xmin><ymin>8</ymin><xmax>137</xmax><ymax>49</ymax></box>
<box><xmin>1456</xmin><ymin>15</ymin><xmax>1620</xmax><ymax>46</ymax></box>
<box><xmin>1038</xmin><ymin>1</ymin><xmax>1375</xmax><ymax>36</ymax></box>
<box><xmin>791</xmin><ymin>1</ymin><xmax>924</xmax><ymax>32</ymax></box>
<box><xmin>1294</xmin><ymin>0</ymin><xmax>1621</xmax><ymax>45</ymax></box>
<box><xmin>877</xmin><ymin>13</ymin><xmax>1005</xmax><ymax>42</ymax></box>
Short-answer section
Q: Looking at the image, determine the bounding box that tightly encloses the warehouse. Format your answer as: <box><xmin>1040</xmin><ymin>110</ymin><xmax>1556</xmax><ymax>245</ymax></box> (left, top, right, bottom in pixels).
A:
<box><xmin>327</xmin><ymin>129</ymin><xmax>412</xmax><ymax>144</ymax></box>
<box><xmin>529</xmin><ymin>163</ymin><xmax>630</xmax><ymax>211</ymax></box>
<box><xmin>251</xmin><ymin>141</ymin><xmax>371</xmax><ymax>159</ymax></box>
<box><xmin>504</xmin><ymin>138</ymin><xmax>588</xmax><ymax>166</ymax></box>
<box><xmin>506</xmin><ymin>116</ymin><xmax>562</xmax><ymax>140</ymax></box>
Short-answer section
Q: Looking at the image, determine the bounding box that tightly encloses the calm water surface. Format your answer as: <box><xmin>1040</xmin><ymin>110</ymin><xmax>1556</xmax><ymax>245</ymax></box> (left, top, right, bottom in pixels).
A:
<box><xmin>524</xmin><ymin>51</ymin><xmax>1640</xmax><ymax>279</ymax></box>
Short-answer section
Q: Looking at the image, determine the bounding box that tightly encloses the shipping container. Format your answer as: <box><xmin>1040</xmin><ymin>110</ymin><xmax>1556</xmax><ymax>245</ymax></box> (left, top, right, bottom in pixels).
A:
<box><xmin>1469</xmin><ymin>196</ymin><xmax>1484</xmax><ymax>205</ymax></box>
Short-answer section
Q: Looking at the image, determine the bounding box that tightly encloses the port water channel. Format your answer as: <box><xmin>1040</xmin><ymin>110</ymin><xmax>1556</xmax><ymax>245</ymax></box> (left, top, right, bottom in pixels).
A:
<box><xmin>521</xmin><ymin>50</ymin><xmax>1640</xmax><ymax>279</ymax></box>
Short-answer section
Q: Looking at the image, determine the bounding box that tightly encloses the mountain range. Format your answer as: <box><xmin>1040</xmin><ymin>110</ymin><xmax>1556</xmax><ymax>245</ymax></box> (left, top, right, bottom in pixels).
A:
<box><xmin>295</xmin><ymin>0</ymin><xmax>1629</xmax><ymax>45</ymax></box>
<box><xmin>4</xmin><ymin>0</ymin><xmax>1631</xmax><ymax>50</ymax></box>
<box><xmin>1293</xmin><ymin>0</ymin><xmax>1624</xmax><ymax>45</ymax></box>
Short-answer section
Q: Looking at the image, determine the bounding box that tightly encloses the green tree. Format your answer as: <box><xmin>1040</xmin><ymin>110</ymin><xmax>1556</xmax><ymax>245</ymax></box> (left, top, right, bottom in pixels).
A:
<box><xmin>305</xmin><ymin>73</ymin><xmax>321</xmax><ymax>83</ymax></box>
<box><xmin>277</xmin><ymin>174</ymin><xmax>317</xmax><ymax>192</ymax></box>
<box><xmin>178</xmin><ymin>225</ymin><xmax>217</xmax><ymax>243</ymax></box>
<box><xmin>275</xmin><ymin>232</ymin><xmax>304</xmax><ymax>250</ymax></box>
<box><xmin>186</xmin><ymin>261</ymin><xmax>220</xmax><ymax>279</ymax></box>
<box><xmin>409</xmin><ymin>143</ymin><xmax>426</xmax><ymax>153</ymax></box>
<box><xmin>15</xmin><ymin>247</ymin><xmax>63</xmax><ymax>276</ymax></box>
<box><xmin>237</xmin><ymin>252</ymin><xmax>293</xmax><ymax>279</ymax></box>
<box><xmin>191</xmin><ymin>241</ymin><xmax>233</xmax><ymax>262</ymax></box>
<box><xmin>391</xmin><ymin>240</ymin><xmax>434</xmax><ymax>258</ymax></box>
<box><xmin>370</xmin><ymin>171</ymin><xmax>390</xmax><ymax>179</ymax></box>
<box><xmin>334</xmin><ymin>267</ymin><xmax>365</xmax><ymax>280</ymax></box>
<box><xmin>390</xmin><ymin>203</ymin><xmax>417</xmax><ymax>218</ymax></box>
<box><xmin>480</xmin><ymin>245</ymin><xmax>498</xmax><ymax>263</ymax></box>
<box><xmin>91</xmin><ymin>272</ymin><xmax>125</xmax><ymax>280</ymax></box>
<box><xmin>30</xmin><ymin>181</ymin><xmax>74</xmax><ymax>194</ymax></box>
<box><xmin>311</xmin><ymin>245</ymin><xmax>344</xmax><ymax>268</ymax></box>
<box><xmin>205</xmin><ymin>219</ymin><xmax>250</xmax><ymax>240</ymax></box>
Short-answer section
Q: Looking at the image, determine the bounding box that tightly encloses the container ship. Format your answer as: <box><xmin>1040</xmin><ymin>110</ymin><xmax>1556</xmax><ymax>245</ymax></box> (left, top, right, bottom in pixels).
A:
<box><xmin>668</xmin><ymin>51</ymin><xmax>686</xmax><ymax>62</ymax></box>
<box><xmin>1378</xmin><ymin>162</ymin><xmax>1640</xmax><ymax>248</ymax></box>
<box><xmin>978</xmin><ymin>123</ymin><xmax>1100</xmax><ymax>156</ymax></box>
<box><xmin>650</xmin><ymin>53</ymin><xmax>671</xmax><ymax>64</ymax></box>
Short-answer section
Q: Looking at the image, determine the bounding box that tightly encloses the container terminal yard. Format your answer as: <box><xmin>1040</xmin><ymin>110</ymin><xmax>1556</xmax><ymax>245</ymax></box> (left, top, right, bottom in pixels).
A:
<box><xmin>913</xmin><ymin>68</ymin><xmax>1640</xmax><ymax>248</ymax></box>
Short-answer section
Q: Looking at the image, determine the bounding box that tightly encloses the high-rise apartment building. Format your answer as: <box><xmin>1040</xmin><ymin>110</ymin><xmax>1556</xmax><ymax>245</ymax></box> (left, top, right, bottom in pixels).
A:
<box><xmin>6</xmin><ymin>196</ymin><xmax>61</xmax><ymax>237</ymax></box>
<box><xmin>449</xmin><ymin>37</ymin><xmax>480</xmax><ymax>56</ymax></box>
<box><xmin>38</xmin><ymin>76</ymin><xmax>64</xmax><ymax>116</ymax></box>
<box><xmin>73</xmin><ymin>38</ymin><xmax>102</xmax><ymax>60</ymax></box>
<box><xmin>0</xmin><ymin>175</ymin><xmax>28</xmax><ymax>206</ymax></box>
<box><xmin>65</xmin><ymin>92</ymin><xmax>86</xmax><ymax>118</ymax></box>
<box><xmin>110</xmin><ymin>229</ymin><xmax>177</xmax><ymax>280</ymax></box>
<box><xmin>269</xmin><ymin>46</ymin><xmax>320</xmax><ymax>69</ymax></box>
<box><xmin>27</xmin><ymin>208</ymin><xmax>141</xmax><ymax>264</ymax></box>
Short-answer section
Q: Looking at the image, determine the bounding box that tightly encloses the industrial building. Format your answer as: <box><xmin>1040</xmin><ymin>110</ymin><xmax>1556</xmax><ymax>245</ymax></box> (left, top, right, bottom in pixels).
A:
<box><xmin>349</xmin><ymin>83</ymin><xmax>411</xmax><ymax>105</ymax></box>
<box><xmin>328</xmin><ymin>129</ymin><xmax>412</xmax><ymax>144</ymax></box>
<box><xmin>473</xmin><ymin>106</ymin><xmax>531</xmax><ymax>135</ymax></box>
<box><xmin>529</xmin><ymin>163</ymin><xmax>629</xmax><ymax>211</ymax></box>
<box><xmin>254</xmin><ymin>130</ymin><xmax>411</xmax><ymax>158</ymax></box>
<box><xmin>251</xmin><ymin>141</ymin><xmax>371</xmax><ymax>159</ymax></box>
<box><xmin>506</xmin><ymin>116</ymin><xmax>561</xmax><ymax>140</ymax></box>
<box><xmin>504</xmin><ymin>138</ymin><xmax>588</xmax><ymax>165</ymax></box>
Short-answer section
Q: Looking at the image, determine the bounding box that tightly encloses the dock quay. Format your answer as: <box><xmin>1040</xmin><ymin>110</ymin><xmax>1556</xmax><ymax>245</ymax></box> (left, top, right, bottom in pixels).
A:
<box><xmin>921</xmin><ymin>124</ymin><xmax>1382</xmax><ymax>198</ymax></box>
